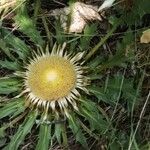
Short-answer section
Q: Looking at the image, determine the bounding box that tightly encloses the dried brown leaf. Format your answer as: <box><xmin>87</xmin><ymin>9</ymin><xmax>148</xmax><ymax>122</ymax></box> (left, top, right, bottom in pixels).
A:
<box><xmin>140</xmin><ymin>29</ymin><xmax>150</xmax><ymax>44</ymax></box>
<box><xmin>52</xmin><ymin>2</ymin><xmax>102</xmax><ymax>33</ymax></box>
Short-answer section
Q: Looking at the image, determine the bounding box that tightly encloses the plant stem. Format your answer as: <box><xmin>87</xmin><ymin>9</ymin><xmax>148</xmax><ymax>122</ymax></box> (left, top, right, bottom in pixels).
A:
<box><xmin>34</xmin><ymin>0</ymin><xmax>41</xmax><ymax>22</ymax></box>
<box><xmin>85</xmin><ymin>21</ymin><xmax>120</xmax><ymax>61</ymax></box>
<box><xmin>62</xmin><ymin>123</ymin><xmax>68</xmax><ymax>149</ymax></box>
<box><xmin>42</xmin><ymin>16</ymin><xmax>52</xmax><ymax>44</ymax></box>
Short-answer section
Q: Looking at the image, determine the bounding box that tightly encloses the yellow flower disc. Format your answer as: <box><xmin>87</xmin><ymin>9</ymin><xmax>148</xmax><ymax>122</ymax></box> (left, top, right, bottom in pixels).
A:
<box><xmin>27</xmin><ymin>56</ymin><xmax>76</xmax><ymax>101</ymax></box>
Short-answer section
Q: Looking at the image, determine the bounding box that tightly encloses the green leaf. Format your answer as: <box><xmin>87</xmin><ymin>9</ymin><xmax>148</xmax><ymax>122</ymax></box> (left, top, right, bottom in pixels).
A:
<box><xmin>88</xmin><ymin>56</ymin><xmax>104</xmax><ymax>69</ymax></box>
<box><xmin>11</xmin><ymin>105</ymin><xmax>25</xmax><ymax>118</ymax></box>
<box><xmin>15</xmin><ymin>4</ymin><xmax>44</xmax><ymax>46</ymax></box>
<box><xmin>140</xmin><ymin>142</ymin><xmax>150</xmax><ymax>150</ymax></box>
<box><xmin>0</xmin><ymin>39</ymin><xmax>14</xmax><ymax>60</ymax></box>
<box><xmin>36</xmin><ymin>123</ymin><xmax>51</xmax><ymax>150</ymax></box>
<box><xmin>1</xmin><ymin>29</ymin><xmax>30</xmax><ymax>60</ymax></box>
<box><xmin>54</xmin><ymin>123</ymin><xmax>63</xmax><ymax>144</ymax></box>
<box><xmin>106</xmin><ymin>74</ymin><xmax>138</xmax><ymax>110</ymax></box>
<box><xmin>121</xmin><ymin>0</ymin><xmax>150</xmax><ymax>25</ymax></box>
<box><xmin>54</xmin><ymin>20</ymin><xmax>66</xmax><ymax>44</ymax></box>
<box><xmin>109</xmin><ymin>140</ymin><xmax>121</xmax><ymax>150</ymax></box>
<box><xmin>88</xmin><ymin>86</ymin><xmax>111</xmax><ymax>104</ymax></box>
<box><xmin>69</xmin><ymin>113</ymin><xmax>88</xmax><ymax>148</ymax></box>
<box><xmin>7</xmin><ymin>111</ymin><xmax>37</xmax><ymax>150</ymax></box>
<box><xmin>0</xmin><ymin>77</ymin><xmax>21</xmax><ymax>94</ymax></box>
<box><xmin>79</xmin><ymin>99</ymin><xmax>108</xmax><ymax>132</ymax></box>
<box><xmin>0</xmin><ymin>98</ymin><xmax>24</xmax><ymax>119</ymax></box>
<box><xmin>0</xmin><ymin>127</ymin><xmax>6</xmax><ymax>138</ymax></box>
<box><xmin>89</xmin><ymin>74</ymin><xmax>137</xmax><ymax>111</ymax></box>
<box><xmin>0</xmin><ymin>60</ymin><xmax>20</xmax><ymax>70</ymax></box>
<box><xmin>0</xmin><ymin>137</ymin><xmax>7</xmax><ymax>147</ymax></box>
<box><xmin>99</xmin><ymin>30</ymin><xmax>134</xmax><ymax>69</ymax></box>
<box><xmin>80</xmin><ymin>24</ymin><xmax>97</xmax><ymax>50</ymax></box>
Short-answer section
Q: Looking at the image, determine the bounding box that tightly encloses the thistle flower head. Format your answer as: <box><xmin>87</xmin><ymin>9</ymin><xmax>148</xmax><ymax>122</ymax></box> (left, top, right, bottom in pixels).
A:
<box><xmin>22</xmin><ymin>43</ymin><xmax>87</xmax><ymax>119</ymax></box>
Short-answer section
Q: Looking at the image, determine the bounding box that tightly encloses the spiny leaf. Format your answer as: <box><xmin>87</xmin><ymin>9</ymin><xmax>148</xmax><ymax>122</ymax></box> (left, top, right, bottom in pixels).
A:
<box><xmin>88</xmin><ymin>86</ymin><xmax>111</xmax><ymax>104</ymax></box>
<box><xmin>107</xmin><ymin>74</ymin><xmax>138</xmax><ymax>111</ymax></box>
<box><xmin>69</xmin><ymin>113</ymin><xmax>88</xmax><ymax>148</ymax></box>
<box><xmin>0</xmin><ymin>39</ymin><xmax>14</xmax><ymax>60</ymax></box>
<box><xmin>54</xmin><ymin>20</ymin><xmax>66</xmax><ymax>44</ymax></box>
<box><xmin>0</xmin><ymin>98</ymin><xmax>24</xmax><ymax>119</ymax></box>
<box><xmin>0</xmin><ymin>127</ymin><xmax>6</xmax><ymax>138</ymax></box>
<box><xmin>54</xmin><ymin>123</ymin><xmax>63</xmax><ymax>144</ymax></box>
<box><xmin>89</xmin><ymin>74</ymin><xmax>138</xmax><ymax>111</ymax></box>
<box><xmin>15</xmin><ymin>3</ymin><xmax>44</xmax><ymax>46</ymax></box>
<box><xmin>88</xmin><ymin>56</ymin><xmax>104</xmax><ymax>68</ymax></box>
<box><xmin>79</xmin><ymin>99</ymin><xmax>108</xmax><ymax>132</ymax></box>
<box><xmin>36</xmin><ymin>123</ymin><xmax>51</xmax><ymax>150</ymax></box>
<box><xmin>0</xmin><ymin>77</ymin><xmax>21</xmax><ymax>94</ymax></box>
<box><xmin>0</xmin><ymin>99</ymin><xmax>25</xmax><ymax>139</ymax></box>
<box><xmin>80</xmin><ymin>23</ymin><xmax>97</xmax><ymax>50</ymax></box>
<box><xmin>1</xmin><ymin>29</ymin><xmax>30</xmax><ymax>60</ymax></box>
<box><xmin>0</xmin><ymin>59</ymin><xmax>20</xmax><ymax>70</ymax></box>
<box><xmin>122</xmin><ymin>0</ymin><xmax>150</xmax><ymax>25</ymax></box>
<box><xmin>11</xmin><ymin>105</ymin><xmax>25</xmax><ymax>118</ymax></box>
<box><xmin>98</xmin><ymin>30</ymin><xmax>134</xmax><ymax>70</ymax></box>
<box><xmin>7</xmin><ymin>111</ymin><xmax>37</xmax><ymax>150</ymax></box>
<box><xmin>0</xmin><ymin>137</ymin><xmax>7</xmax><ymax>147</ymax></box>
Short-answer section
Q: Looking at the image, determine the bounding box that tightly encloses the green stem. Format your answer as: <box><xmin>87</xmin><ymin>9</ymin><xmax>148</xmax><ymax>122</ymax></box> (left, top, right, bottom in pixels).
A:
<box><xmin>61</xmin><ymin>123</ymin><xmax>68</xmax><ymax>149</ymax></box>
<box><xmin>34</xmin><ymin>0</ymin><xmax>41</xmax><ymax>22</ymax></box>
<box><xmin>85</xmin><ymin>22</ymin><xmax>120</xmax><ymax>61</ymax></box>
<box><xmin>42</xmin><ymin>16</ymin><xmax>52</xmax><ymax>44</ymax></box>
